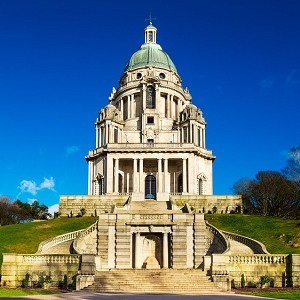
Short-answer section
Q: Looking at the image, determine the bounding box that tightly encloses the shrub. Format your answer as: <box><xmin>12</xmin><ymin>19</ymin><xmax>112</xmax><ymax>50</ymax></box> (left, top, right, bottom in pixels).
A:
<box><xmin>257</xmin><ymin>275</ymin><xmax>272</xmax><ymax>288</ymax></box>
<box><xmin>241</xmin><ymin>274</ymin><xmax>245</xmax><ymax>288</ymax></box>
<box><xmin>21</xmin><ymin>273</ymin><xmax>30</xmax><ymax>288</ymax></box>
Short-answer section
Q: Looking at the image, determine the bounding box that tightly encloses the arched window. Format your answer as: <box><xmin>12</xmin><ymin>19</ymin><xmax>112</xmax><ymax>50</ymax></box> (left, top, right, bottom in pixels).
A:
<box><xmin>146</xmin><ymin>86</ymin><xmax>155</xmax><ymax>108</ymax></box>
<box><xmin>145</xmin><ymin>175</ymin><xmax>156</xmax><ymax>199</ymax></box>
<box><xmin>197</xmin><ymin>173</ymin><xmax>208</xmax><ymax>195</ymax></box>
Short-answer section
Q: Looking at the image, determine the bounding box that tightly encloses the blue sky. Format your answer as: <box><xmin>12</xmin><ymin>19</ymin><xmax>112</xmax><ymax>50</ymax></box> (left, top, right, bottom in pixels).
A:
<box><xmin>0</xmin><ymin>0</ymin><xmax>299</xmax><ymax>214</ymax></box>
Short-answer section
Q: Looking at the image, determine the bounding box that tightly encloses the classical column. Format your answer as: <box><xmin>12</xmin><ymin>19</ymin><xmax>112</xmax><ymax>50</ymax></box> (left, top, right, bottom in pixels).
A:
<box><xmin>120</xmin><ymin>98</ymin><xmax>123</xmax><ymax>116</ymax></box>
<box><xmin>203</xmin><ymin>128</ymin><xmax>206</xmax><ymax>148</ymax></box>
<box><xmin>170</xmin><ymin>95</ymin><xmax>174</xmax><ymax>119</ymax></box>
<box><xmin>139</xmin><ymin>158</ymin><xmax>144</xmax><ymax>193</ymax></box>
<box><xmin>182</xmin><ymin>158</ymin><xmax>187</xmax><ymax>193</ymax></box>
<box><xmin>105</xmin><ymin>124</ymin><xmax>109</xmax><ymax>144</ymax></box>
<box><xmin>189</xmin><ymin>124</ymin><xmax>193</xmax><ymax>143</ymax></box>
<box><xmin>126</xmin><ymin>172</ymin><xmax>130</xmax><ymax>193</ymax></box>
<box><xmin>96</xmin><ymin>127</ymin><xmax>99</xmax><ymax>148</ymax></box>
<box><xmin>133</xmin><ymin>158</ymin><xmax>138</xmax><ymax>192</ymax></box>
<box><xmin>114</xmin><ymin>158</ymin><xmax>119</xmax><ymax>193</ymax></box>
<box><xmin>88</xmin><ymin>161</ymin><xmax>93</xmax><ymax>195</ymax></box>
<box><xmin>200</xmin><ymin>127</ymin><xmax>203</xmax><ymax>147</ymax></box>
<box><xmin>135</xmin><ymin>232</ymin><xmax>141</xmax><ymax>269</ymax></box>
<box><xmin>106</xmin><ymin>156</ymin><xmax>114</xmax><ymax>193</ymax></box>
<box><xmin>142</xmin><ymin>85</ymin><xmax>146</xmax><ymax>111</ymax></box>
<box><xmin>131</xmin><ymin>94</ymin><xmax>134</xmax><ymax>118</ymax></box>
<box><xmin>164</xmin><ymin>158</ymin><xmax>169</xmax><ymax>193</ymax></box>
<box><xmin>127</xmin><ymin>95</ymin><xmax>130</xmax><ymax>119</ymax></box>
<box><xmin>158</xmin><ymin>158</ymin><xmax>162</xmax><ymax>193</ymax></box>
<box><xmin>163</xmin><ymin>232</ymin><xmax>169</xmax><ymax>268</ymax></box>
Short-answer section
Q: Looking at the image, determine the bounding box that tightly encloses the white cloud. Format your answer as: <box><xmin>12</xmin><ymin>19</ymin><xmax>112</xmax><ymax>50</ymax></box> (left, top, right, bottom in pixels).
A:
<box><xmin>48</xmin><ymin>203</ymin><xmax>59</xmax><ymax>217</ymax></box>
<box><xmin>40</xmin><ymin>177</ymin><xmax>55</xmax><ymax>191</ymax></box>
<box><xmin>66</xmin><ymin>145</ymin><xmax>80</xmax><ymax>157</ymax></box>
<box><xmin>19</xmin><ymin>180</ymin><xmax>39</xmax><ymax>195</ymax></box>
<box><xmin>18</xmin><ymin>177</ymin><xmax>55</xmax><ymax>195</ymax></box>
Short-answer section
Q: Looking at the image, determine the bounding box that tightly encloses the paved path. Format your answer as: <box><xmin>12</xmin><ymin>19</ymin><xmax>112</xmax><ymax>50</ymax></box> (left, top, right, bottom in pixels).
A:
<box><xmin>6</xmin><ymin>292</ymin><xmax>278</xmax><ymax>300</ymax></box>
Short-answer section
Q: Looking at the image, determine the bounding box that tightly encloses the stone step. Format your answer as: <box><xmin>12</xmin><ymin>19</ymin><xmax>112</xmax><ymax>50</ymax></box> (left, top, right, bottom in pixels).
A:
<box><xmin>85</xmin><ymin>269</ymin><xmax>220</xmax><ymax>293</ymax></box>
<box><xmin>41</xmin><ymin>240</ymin><xmax>74</xmax><ymax>254</ymax></box>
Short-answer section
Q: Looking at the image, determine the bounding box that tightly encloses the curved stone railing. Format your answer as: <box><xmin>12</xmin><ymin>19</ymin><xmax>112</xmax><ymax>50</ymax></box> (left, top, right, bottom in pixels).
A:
<box><xmin>23</xmin><ymin>254</ymin><xmax>81</xmax><ymax>264</ymax></box>
<box><xmin>222</xmin><ymin>230</ymin><xmax>269</xmax><ymax>254</ymax></box>
<box><xmin>73</xmin><ymin>221</ymin><xmax>98</xmax><ymax>254</ymax></box>
<box><xmin>36</xmin><ymin>229</ymin><xmax>85</xmax><ymax>254</ymax></box>
<box><xmin>228</xmin><ymin>254</ymin><xmax>287</xmax><ymax>264</ymax></box>
<box><xmin>206</xmin><ymin>222</ymin><xmax>229</xmax><ymax>253</ymax></box>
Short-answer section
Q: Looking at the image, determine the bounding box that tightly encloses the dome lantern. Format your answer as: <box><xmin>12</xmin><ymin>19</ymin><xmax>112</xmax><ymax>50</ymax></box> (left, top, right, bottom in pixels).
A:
<box><xmin>144</xmin><ymin>23</ymin><xmax>157</xmax><ymax>44</ymax></box>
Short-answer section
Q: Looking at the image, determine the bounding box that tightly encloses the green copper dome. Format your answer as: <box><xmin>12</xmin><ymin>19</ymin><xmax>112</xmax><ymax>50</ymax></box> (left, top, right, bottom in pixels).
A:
<box><xmin>124</xmin><ymin>43</ymin><xmax>177</xmax><ymax>73</ymax></box>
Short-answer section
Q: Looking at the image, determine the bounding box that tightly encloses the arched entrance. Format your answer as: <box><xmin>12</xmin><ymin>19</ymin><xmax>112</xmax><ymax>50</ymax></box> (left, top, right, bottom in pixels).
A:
<box><xmin>145</xmin><ymin>175</ymin><xmax>156</xmax><ymax>199</ymax></box>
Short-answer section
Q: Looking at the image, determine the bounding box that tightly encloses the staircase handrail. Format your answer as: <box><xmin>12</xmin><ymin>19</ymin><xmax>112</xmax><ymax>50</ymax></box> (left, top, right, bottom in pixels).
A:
<box><xmin>222</xmin><ymin>230</ymin><xmax>269</xmax><ymax>254</ymax></box>
<box><xmin>206</xmin><ymin>222</ymin><xmax>229</xmax><ymax>253</ymax></box>
<box><xmin>36</xmin><ymin>229</ymin><xmax>85</xmax><ymax>254</ymax></box>
<box><xmin>73</xmin><ymin>221</ymin><xmax>98</xmax><ymax>254</ymax></box>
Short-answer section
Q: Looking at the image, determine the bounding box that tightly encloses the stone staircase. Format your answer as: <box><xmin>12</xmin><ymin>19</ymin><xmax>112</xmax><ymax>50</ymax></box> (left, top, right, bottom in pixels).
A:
<box><xmin>85</xmin><ymin>269</ymin><xmax>221</xmax><ymax>293</ymax></box>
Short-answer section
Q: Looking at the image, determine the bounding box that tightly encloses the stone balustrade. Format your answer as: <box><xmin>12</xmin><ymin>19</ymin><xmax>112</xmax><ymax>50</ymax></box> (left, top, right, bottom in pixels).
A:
<box><xmin>36</xmin><ymin>229</ymin><xmax>84</xmax><ymax>254</ymax></box>
<box><xmin>222</xmin><ymin>231</ymin><xmax>269</xmax><ymax>254</ymax></box>
<box><xmin>73</xmin><ymin>221</ymin><xmax>98</xmax><ymax>254</ymax></box>
<box><xmin>89</xmin><ymin>143</ymin><xmax>213</xmax><ymax>157</ymax></box>
<box><xmin>23</xmin><ymin>254</ymin><xmax>80</xmax><ymax>264</ymax></box>
<box><xmin>206</xmin><ymin>222</ymin><xmax>229</xmax><ymax>253</ymax></box>
<box><xmin>228</xmin><ymin>254</ymin><xmax>287</xmax><ymax>264</ymax></box>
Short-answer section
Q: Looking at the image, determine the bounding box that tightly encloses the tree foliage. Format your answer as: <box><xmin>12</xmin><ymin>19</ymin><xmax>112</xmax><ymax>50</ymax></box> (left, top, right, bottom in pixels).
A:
<box><xmin>233</xmin><ymin>171</ymin><xmax>299</xmax><ymax>218</ymax></box>
<box><xmin>233</xmin><ymin>145</ymin><xmax>300</xmax><ymax>219</ymax></box>
<box><xmin>0</xmin><ymin>197</ymin><xmax>51</xmax><ymax>226</ymax></box>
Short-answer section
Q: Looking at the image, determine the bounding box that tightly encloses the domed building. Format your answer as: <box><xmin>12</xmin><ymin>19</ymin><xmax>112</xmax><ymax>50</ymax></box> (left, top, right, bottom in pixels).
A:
<box><xmin>6</xmin><ymin>24</ymin><xmax>295</xmax><ymax>293</ymax></box>
<box><xmin>86</xmin><ymin>23</ymin><xmax>215</xmax><ymax>200</ymax></box>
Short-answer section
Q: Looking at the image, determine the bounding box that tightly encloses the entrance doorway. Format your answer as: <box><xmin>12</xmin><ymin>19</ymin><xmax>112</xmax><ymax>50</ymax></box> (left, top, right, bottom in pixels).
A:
<box><xmin>145</xmin><ymin>175</ymin><xmax>156</xmax><ymax>199</ymax></box>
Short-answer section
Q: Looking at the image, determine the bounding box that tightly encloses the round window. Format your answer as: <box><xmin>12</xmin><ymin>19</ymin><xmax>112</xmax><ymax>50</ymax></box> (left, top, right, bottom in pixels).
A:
<box><xmin>136</xmin><ymin>73</ymin><xmax>142</xmax><ymax>79</ymax></box>
<box><xmin>159</xmin><ymin>73</ymin><xmax>166</xmax><ymax>79</ymax></box>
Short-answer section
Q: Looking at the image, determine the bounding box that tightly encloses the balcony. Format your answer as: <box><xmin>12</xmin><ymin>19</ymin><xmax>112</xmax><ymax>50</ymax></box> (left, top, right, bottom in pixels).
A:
<box><xmin>88</xmin><ymin>143</ymin><xmax>214</xmax><ymax>159</ymax></box>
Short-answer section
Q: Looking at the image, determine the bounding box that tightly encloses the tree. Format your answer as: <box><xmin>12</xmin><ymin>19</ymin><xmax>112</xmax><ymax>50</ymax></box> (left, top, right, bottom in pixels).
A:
<box><xmin>282</xmin><ymin>145</ymin><xmax>300</xmax><ymax>188</ymax></box>
<box><xmin>233</xmin><ymin>171</ymin><xmax>299</xmax><ymax>219</ymax></box>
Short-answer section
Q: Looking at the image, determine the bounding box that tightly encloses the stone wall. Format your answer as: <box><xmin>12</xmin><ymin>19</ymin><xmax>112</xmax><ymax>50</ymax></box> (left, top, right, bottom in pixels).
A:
<box><xmin>1</xmin><ymin>254</ymin><xmax>80</xmax><ymax>288</ymax></box>
<box><xmin>59</xmin><ymin>195</ymin><xmax>129</xmax><ymax>217</ymax></box>
<box><xmin>206</xmin><ymin>254</ymin><xmax>300</xmax><ymax>288</ymax></box>
<box><xmin>170</xmin><ymin>194</ymin><xmax>242</xmax><ymax>213</ymax></box>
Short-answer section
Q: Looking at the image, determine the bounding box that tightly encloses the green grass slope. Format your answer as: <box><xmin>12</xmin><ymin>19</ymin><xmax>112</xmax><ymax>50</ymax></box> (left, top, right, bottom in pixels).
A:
<box><xmin>0</xmin><ymin>217</ymin><xmax>97</xmax><ymax>266</ymax></box>
<box><xmin>205</xmin><ymin>214</ymin><xmax>300</xmax><ymax>254</ymax></box>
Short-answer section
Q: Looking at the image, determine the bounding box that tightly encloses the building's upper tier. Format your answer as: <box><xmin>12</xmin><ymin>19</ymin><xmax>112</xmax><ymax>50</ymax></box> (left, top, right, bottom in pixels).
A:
<box><xmin>123</xmin><ymin>23</ymin><xmax>177</xmax><ymax>73</ymax></box>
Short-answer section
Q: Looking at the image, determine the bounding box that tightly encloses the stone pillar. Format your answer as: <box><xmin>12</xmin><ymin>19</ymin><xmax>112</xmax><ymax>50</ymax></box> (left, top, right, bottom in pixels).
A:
<box><xmin>203</xmin><ymin>128</ymin><xmax>206</xmax><ymax>148</ymax></box>
<box><xmin>105</xmin><ymin>124</ymin><xmax>109</xmax><ymax>144</ymax></box>
<box><xmin>163</xmin><ymin>232</ymin><xmax>169</xmax><ymax>268</ymax></box>
<box><xmin>158</xmin><ymin>158</ymin><xmax>162</xmax><ymax>193</ymax></box>
<box><xmin>167</xmin><ymin>94</ymin><xmax>171</xmax><ymax>118</ymax></box>
<box><xmin>139</xmin><ymin>158</ymin><xmax>144</xmax><ymax>193</ymax></box>
<box><xmin>96</xmin><ymin>127</ymin><xmax>99</xmax><ymax>148</ymax></box>
<box><xmin>126</xmin><ymin>172</ymin><xmax>130</xmax><ymax>193</ymax></box>
<box><xmin>170</xmin><ymin>95</ymin><xmax>174</xmax><ymax>119</ymax></box>
<box><xmin>182</xmin><ymin>158</ymin><xmax>187</xmax><ymax>193</ymax></box>
<box><xmin>164</xmin><ymin>158</ymin><xmax>169</xmax><ymax>193</ymax></box>
<box><xmin>133</xmin><ymin>158</ymin><xmax>138</xmax><ymax>192</ymax></box>
<box><xmin>189</xmin><ymin>124</ymin><xmax>193</xmax><ymax>143</ymax></box>
<box><xmin>120</xmin><ymin>98</ymin><xmax>123</xmax><ymax>117</ymax></box>
<box><xmin>88</xmin><ymin>161</ymin><xmax>93</xmax><ymax>195</ymax></box>
<box><xmin>106</xmin><ymin>156</ymin><xmax>114</xmax><ymax>193</ymax></box>
<box><xmin>131</xmin><ymin>94</ymin><xmax>134</xmax><ymax>118</ymax></box>
<box><xmin>127</xmin><ymin>95</ymin><xmax>130</xmax><ymax>119</ymax></box>
<box><xmin>135</xmin><ymin>232</ymin><xmax>141</xmax><ymax>268</ymax></box>
<box><xmin>114</xmin><ymin>158</ymin><xmax>119</xmax><ymax>193</ymax></box>
<box><xmin>142</xmin><ymin>85</ymin><xmax>146</xmax><ymax>111</ymax></box>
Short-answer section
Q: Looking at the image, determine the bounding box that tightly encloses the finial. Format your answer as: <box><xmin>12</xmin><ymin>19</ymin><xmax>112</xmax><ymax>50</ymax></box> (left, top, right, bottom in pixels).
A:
<box><xmin>145</xmin><ymin>13</ymin><xmax>156</xmax><ymax>25</ymax></box>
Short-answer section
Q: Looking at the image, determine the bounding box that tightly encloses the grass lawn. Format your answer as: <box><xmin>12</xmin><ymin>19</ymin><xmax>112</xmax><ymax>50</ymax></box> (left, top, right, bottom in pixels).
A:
<box><xmin>0</xmin><ymin>287</ymin><xmax>59</xmax><ymax>297</ymax></box>
<box><xmin>0</xmin><ymin>217</ymin><xmax>97</xmax><ymax>266</ymax></box>
<box><xmin>205</xmin><ymin>214</ymin><xmax>300</xmax><ymax>254</ymax></box>
<box><xmin>241</xmin><ymin>290</ymin><xmax>300</xmax><ymax>300</ymax></box>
